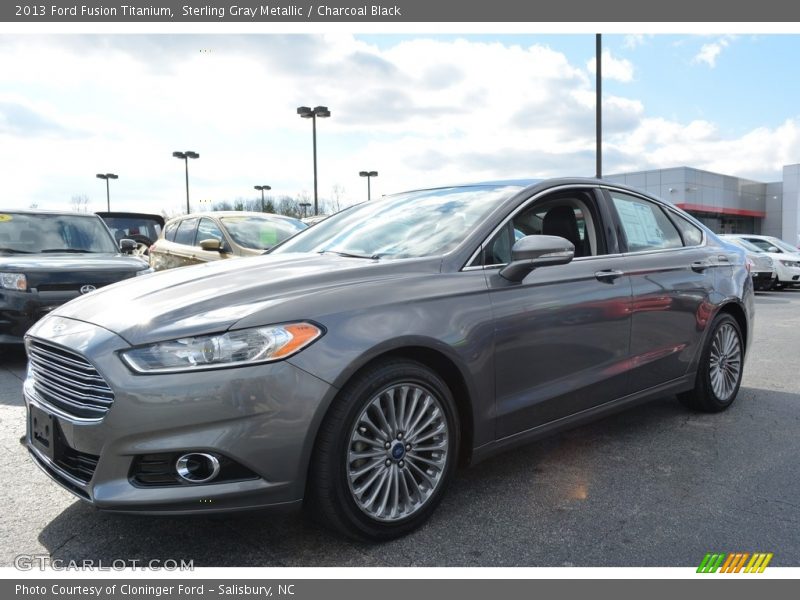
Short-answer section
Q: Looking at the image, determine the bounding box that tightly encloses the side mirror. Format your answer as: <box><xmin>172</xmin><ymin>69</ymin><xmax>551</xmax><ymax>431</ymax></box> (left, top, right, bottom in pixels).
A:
<box><xmin>499</xmin><ymin>235</ymin><xmax>574</xmax><ymax>282</ymax></box>
<box><xmin>767</xmin><ymin>246</ymin><xmax>780</xmax><ymax>253</ymax></box>
<box><xmin>119</xmin><ymin>238</ymin><xmax>137</xmax><ymax>254</ymax></box>
<box><xmin>199</xmin><ymin>238</ymin><xmax>222</xmax><ymax>252</ymax></box>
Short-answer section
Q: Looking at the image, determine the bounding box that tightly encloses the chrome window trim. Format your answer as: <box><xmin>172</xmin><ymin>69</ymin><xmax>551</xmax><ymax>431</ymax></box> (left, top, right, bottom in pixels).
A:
<box><xmin>461</xmin><ymin>183</ymin><xmax>601</xmax><ymax>271</ymax></box>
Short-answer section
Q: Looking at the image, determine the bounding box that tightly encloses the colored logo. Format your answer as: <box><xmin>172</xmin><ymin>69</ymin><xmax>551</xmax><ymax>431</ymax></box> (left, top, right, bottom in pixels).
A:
<box><xmin>697</xmin><ymin>552</ymin><xmax>773</xmax><ymax>573</ymax></box>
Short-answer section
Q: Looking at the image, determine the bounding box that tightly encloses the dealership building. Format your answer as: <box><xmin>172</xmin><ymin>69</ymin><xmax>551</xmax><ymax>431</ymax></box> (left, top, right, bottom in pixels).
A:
<box><xmin>606</xmin><ymin>163</ymin><xmax>800</xmax><ymax>246</ymax></box>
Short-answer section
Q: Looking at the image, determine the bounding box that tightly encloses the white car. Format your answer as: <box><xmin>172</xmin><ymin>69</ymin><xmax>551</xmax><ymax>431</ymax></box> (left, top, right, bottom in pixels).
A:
<box><xmin>725</xmin><ymin>234</ymin><xmax>800</xmax><ymax>289</ymax></box>
<box><xmin>720</xmin><ymin>235</ymin><xmax>777</xmax><ymax>291</ymax></box>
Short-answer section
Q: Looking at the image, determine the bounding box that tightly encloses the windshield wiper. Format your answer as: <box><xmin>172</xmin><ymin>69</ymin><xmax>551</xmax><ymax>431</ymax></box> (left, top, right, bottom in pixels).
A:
<box><xmin>0</xmin><ymin>247</ymin><xmax>31</xmax><ymax>254</ymax></box>
<box><xmin>319</xmin><ymin>250</ymin><xmax>380</xmax><ymax>260</ymax></box>
<box><xmin>39</xmin><ymin>248</ymin><xmax>99</xmax><ymax>253</ymax></box>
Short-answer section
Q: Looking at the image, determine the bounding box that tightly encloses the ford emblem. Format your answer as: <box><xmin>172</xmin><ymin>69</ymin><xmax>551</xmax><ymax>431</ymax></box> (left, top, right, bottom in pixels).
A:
<box><xmin>80</xmin><ymin>284</ymin><xmax>97</xmax><ymax>295</ymax></box>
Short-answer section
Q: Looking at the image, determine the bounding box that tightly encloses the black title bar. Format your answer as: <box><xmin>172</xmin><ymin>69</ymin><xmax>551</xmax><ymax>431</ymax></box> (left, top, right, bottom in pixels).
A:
<box><xmin>4</xmin><ymin>0</ymin><xmax>800</xmax><ymax>22</ymax></box>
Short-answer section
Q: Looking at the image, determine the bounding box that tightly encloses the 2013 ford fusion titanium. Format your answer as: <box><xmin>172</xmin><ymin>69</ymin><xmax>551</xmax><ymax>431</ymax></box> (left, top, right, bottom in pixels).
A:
<box><xmin>24</xmin><ymin>179</ymin><xmax>754</xmax><ymax>540</ymax></box>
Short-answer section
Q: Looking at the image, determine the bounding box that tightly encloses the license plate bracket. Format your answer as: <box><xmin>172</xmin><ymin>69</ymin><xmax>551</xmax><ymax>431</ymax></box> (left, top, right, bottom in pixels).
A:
<box><xmin>29</xmin><ymin>404</ymin><xmax>55</xmax><ymax>461</ymax></box>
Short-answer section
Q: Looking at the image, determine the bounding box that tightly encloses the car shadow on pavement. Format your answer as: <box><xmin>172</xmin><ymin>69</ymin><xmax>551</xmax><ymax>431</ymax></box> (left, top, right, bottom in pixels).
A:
<box><xmin>33</xmin><ymin>392</ymin><xmax>756</xmax><ymax>568</ymax></box>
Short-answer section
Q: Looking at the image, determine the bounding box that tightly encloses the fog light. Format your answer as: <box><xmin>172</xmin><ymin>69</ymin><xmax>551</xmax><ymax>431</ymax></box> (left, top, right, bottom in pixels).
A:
<box><xmin>175</xmin><ymin>453</ymin><xmax>221</xmax><ymax>484</ymax></box>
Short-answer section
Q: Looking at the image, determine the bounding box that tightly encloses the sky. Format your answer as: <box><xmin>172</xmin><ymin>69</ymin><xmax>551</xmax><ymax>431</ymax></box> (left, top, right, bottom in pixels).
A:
<box><xmin>2</xmin><ymin>33</ymin><xmax>800</xmax><ymax>216</ymax></box>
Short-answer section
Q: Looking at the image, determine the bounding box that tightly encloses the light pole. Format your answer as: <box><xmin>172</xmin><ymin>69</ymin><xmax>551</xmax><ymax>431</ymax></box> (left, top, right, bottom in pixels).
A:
<box><xmin>596</xmin><ymin>33</ymin><xmax>602</xmax><ymax>179</ymax></box>
<box><xmin>359</xmin><ymin>171</ymin><xmax>378</xmax><ymax>201</ymax></box>
<box><xmin>95</xmin><ymin>173</ymin><xmax>118</xmax><ymax>211</ymax></box>
<box><xmin>254</xmin><ymin>185</ymin><xmax>271</xmax><ymax>212</ymax></box>
<box><xmin>172</xmin><ymin>150</ymin><xmax>199</xmax><ymax>214</ymax></box>
<box><xmin>297</xmin><ymin>105</ymin><xmax>331</xmax><ymax>216</ymax></box>
<box><xmin>299</xmin><ymin>202</ymin><xmax>311</xmax><ymax>218</ymax></box>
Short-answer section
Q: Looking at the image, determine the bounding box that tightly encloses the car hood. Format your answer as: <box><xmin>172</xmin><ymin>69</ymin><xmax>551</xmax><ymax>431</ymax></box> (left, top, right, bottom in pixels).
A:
<box><xmin>0</xmin><ymin>253</ymin><xmax>148</xmax><ymax>288</ymax></box>
<box><xmin>48</xmin><ymin>252</ymin><xmax>440</xmax><ymax>345</ymax></box>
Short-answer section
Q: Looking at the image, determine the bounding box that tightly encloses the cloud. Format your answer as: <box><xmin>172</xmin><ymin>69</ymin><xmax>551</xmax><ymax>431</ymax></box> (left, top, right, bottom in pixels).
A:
<box><xmin>0</xmin><ymin>34</ymin><xmax>795</xmax><ymax>215</ymax></box>
<box><xmin>586</xmin><ymin>49</ymin><xmax>634</xmax><ymax>83</ymax></box>
<box><xmin>623</xmin><ymin>35</ymin><xmax>646</xmax><ymax>49</ymax></box>
<box><xmin>692</xmin><ymin>36</ymin><xmax>733</xmax><ymax>68</ymax></box>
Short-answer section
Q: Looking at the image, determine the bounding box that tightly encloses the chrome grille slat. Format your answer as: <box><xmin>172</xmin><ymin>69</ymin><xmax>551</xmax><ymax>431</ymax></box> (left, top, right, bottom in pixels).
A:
<box><xmin>29</xmin><ymin>363</ymin><xmax>114</xmax><ymax>399</ymax></box>
<box><xmin>28</xmin><ymin>353</ymin><xmax>106</xmax><ymax>384</ymax></box>
<box><xmin>33</xmin><ymin>376</ymin><xmax>113</xmax><ymax>406</ymax></box>
<box><xmin>27</xmin><ymin>340</ymin><xmax>114</xmax><ymax>420</ymax></box>
<box><xmin>27</xmin><ymin>345</ymin><xmax>101</xmax><ymax>374</ymax></box>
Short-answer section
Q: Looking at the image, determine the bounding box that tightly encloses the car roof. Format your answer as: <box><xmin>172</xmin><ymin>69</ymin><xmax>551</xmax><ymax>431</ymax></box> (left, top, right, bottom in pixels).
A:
<box><xmin>96</xmin><ymin>211</ymin><xmax>165</xmax><ymax>225</ymax></box>
<box><xmin>168</xmin><ymin>211</ymin><xmax>302</xmax><ymax>222</ymax></box>
<box><xmin>0</xmin><ymin>209</ymin><xmax>101</xmax><ymax>217</ymax></box>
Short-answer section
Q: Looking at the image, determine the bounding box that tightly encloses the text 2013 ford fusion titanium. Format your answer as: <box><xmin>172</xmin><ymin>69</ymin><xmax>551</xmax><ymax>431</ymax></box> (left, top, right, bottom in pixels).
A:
<box><xmin>24</xmin><ymin>179</ymin><xmax>753</xmax><ymax>540</ymax></box>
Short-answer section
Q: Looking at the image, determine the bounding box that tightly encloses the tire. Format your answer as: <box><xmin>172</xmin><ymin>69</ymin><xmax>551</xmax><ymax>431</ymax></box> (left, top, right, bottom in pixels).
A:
<box><xmin>678</xmin><ymin>313</ymin><xmax>744</xmax><ymax>413</ymax></box>
<box><xmin>307</xmin><ymin>359</ymin><xmax>460</xmax><ymax>541</ymax></box>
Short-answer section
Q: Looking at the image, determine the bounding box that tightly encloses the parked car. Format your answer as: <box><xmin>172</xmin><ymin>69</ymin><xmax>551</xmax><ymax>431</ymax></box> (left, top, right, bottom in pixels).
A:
<box><xmin>96</xmin><ymin>212</ymin><xmax>165</xmax><ymax>257</ymax></box>
<box><xmin>149</xmin><ymin>211</ymin><xmax>306</xmax><ymax>271</ymax></box>
<box><xmin>23</xmin><ymin>179</ymin><xmax>753</xmax><ymax>540</ymax></box>
<box><xmin>719</xmin><ymin>235</ymin><xmax>777</xmax><ymax>291</ymax></box>
<box><xmin>0</xmin><ymin>210</ymin><xmax>152</xmax><ymax>344</ymax></box>
<box><xmin>724</xmin><ymin>234</ymin><xmax>800</xmax><ymax>289</ymax></box>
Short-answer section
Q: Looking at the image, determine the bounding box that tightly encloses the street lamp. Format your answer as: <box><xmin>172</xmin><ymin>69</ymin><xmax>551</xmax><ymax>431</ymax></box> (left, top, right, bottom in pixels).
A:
<box><xmin>359</xmin><ymin>170</ymin><xmax>378</xmax><ymax>201</ymax></box>
<box><xmin>254</xmin><ymin>185</ymin><xmax>272</xmax><ymax>212</ymax></box>
<box><xmin>95</xmin><ymin>173</ymin><xmax>118</xmax><ymax>212</ymax></box>
<box><xmin>299</xmin><ymin>202</ymin><xmax>311</xmax><ymax>218</ymax></box>
<box><xmin>297</xmin><ymin>105</ymin><xmax>331</xmax><ymax>216</ymax></box>
<box><xmin>172</xmin><ymin>150</ymin><xmax>200</xmax><ymax>214</ymax></box>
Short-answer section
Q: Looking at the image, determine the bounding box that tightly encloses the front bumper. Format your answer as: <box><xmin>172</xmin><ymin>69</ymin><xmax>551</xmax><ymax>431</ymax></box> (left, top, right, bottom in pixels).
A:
<box><xmin>751</xmin><ymin>270</ymin><xmax>776</xmax><ymax>289</ymax></box>
<box><xmin>23</xmin><ymin>316</ymin><xmax>336</xmax><ymax>514</ymax></box>
<box><xmin>0</xmin><ymin>288</ymin><xmax>79</xmax><ymax>343</ymax></box>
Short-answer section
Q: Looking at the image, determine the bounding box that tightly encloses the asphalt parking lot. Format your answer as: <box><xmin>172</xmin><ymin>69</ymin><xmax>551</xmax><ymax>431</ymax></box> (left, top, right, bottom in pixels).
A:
<box><xmin>1</xmin><ymin>290</ymin><xmax>799</xmax><ymax>568</ymax></box>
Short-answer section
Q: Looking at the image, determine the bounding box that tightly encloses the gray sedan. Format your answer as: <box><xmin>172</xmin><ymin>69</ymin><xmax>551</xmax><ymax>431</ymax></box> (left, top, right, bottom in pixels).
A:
<box><xmin>23</xmin><ymin>179</ymin><xmax>753</xmax><ymax>540</ymax></box>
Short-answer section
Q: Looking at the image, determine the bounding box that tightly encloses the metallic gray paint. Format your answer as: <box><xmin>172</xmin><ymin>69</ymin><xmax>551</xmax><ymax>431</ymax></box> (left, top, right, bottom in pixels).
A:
<box><xmin>23</xmin><ymin>178</ymin><xmax>754</xmax><ymax>515</ymax></box>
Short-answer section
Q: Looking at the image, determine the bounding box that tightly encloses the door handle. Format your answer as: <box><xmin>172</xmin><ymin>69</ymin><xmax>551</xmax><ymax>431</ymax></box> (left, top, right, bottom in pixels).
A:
<box><xmin>595</xmin><ymin>269</ymin><xmax>625</xmax><ymax>282</ymax></box>
<box><xmin>717</xmin><ymin>255</ymin><xmax>730</xmax><ymax>262</ymax></box>
<box><xmin>691</xmin><ymin>260</ymin><xmax>711</xmax><ymax>272</ymax></box>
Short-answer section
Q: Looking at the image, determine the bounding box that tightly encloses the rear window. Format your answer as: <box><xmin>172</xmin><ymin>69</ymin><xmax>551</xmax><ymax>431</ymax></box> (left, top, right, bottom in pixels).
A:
<box><xmin>164</xmin><ymin>221</ymin><xmax>179</xmax><ymax>242</ymax></box>
<box><xmin>174</xmin><ymin>218</ymin><xmax>199</xmax><ymax>246</ymax></box>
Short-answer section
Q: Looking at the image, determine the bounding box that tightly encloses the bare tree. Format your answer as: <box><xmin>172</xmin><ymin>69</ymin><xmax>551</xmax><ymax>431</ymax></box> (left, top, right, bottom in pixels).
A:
<box><xmin>70</xmin><ymin>194</ymin><xmax>89</xmax><ymax>213</ymax></box>
<box><xmin>328</xmin><ymin>184</ymin><xmax>345</xmax><ymax>214</ymax></box>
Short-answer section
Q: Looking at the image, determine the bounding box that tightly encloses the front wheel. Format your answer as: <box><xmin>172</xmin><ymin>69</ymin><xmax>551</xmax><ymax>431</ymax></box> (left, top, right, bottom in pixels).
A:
<box><xmin>307</xmin><ymin>359</ymin><xmax>459</xmax><ymax>541</ymax></box>
<box><xmin>679</xmin><ymin>313</ymin><xmax>744</xmax><ymax>413</ymax></box>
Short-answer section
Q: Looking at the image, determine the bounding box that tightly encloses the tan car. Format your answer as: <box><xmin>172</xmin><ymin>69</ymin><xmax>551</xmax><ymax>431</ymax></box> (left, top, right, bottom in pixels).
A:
<box><xmin>149</xmin><ymin>211</ymin><xmax>306</xmax><ymax>271</ymax></box>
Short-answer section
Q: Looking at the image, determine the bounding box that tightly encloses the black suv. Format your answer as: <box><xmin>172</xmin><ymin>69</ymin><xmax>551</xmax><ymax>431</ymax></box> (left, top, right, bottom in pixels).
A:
<box><xmin>0</xmin><ymin>210</ymin><xmax>152</xmax><ymax>343</ymax></box>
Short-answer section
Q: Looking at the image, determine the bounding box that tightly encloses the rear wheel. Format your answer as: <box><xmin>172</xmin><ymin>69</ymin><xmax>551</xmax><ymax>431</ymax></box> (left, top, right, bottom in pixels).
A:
<box><xmin>679</xmin><ymin>313</ymin><xmax>744</xmax><ymax>413</ymax></box>
<box><xmin>307</xmin><ymin>359</ymin><xmax>459</xmax><ymax>541</ymax></box>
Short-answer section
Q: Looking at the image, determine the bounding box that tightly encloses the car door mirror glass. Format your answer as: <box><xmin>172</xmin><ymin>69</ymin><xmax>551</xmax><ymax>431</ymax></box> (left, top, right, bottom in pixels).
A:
<box><xmin>199</xmin><ymin>238</ymin><xmax>222</xmax><ymax>252</ymax></box>
<box><xmin>499</xmin><ymin>235</ymin><xmax>574</xmax><ymax>282</ymax></box>
<box><xmin>119</xmin><ymin>238</ymin><xmax>137</xmax><ymax>254</ymax></box>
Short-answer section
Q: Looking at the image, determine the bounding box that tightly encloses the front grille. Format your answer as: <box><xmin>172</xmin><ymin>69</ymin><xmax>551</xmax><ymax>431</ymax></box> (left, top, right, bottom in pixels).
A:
<box><xmin>36</xmin><ymin>283</ymin><xmax>111</xmax><ymax>292</ymax></box>
<box><xmin>27</xmin><ymin>340</ymin><xmax>114</xmax><ymax>420</ymax></box>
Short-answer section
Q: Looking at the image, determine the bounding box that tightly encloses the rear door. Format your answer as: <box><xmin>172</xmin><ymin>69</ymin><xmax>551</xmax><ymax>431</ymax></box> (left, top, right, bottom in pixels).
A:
<box><xmin>480</xmin><ymin>186</ymin><xmax>634</xmax><ymax>438</ymax></box>
<box><xmin>603</xmin><ymin>188</ymin><xmax>718</xmax><ymax>392</ymax></box>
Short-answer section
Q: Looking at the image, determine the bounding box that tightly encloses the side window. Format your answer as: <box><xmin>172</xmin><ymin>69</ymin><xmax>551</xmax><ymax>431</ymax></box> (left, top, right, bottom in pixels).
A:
<box><xmin>481</xmin><ymin>191</ymin><xmax>604</xmax><ymax>266</ymax></box>
<box><xmin>670</xmin><ymin>212</ymin><xmax>704</xmax><ymax>247</ymax></box>
<box><xmin>610</xmin><ymin>192</ymin><xmax>682</xmax><ymax>252</ymax></box>
<box><xmin>196</xmin><ymin>218</ymin><xmax>224</xmax><ymax>245</ymax></box>
<box><xmin>164</xmin><ymin>221</ymin><xmax>179</xmax><ymax>242</ymax></box>
<box><xmin>173</xmin><ymin>218</ymin><xmax>199</xmax><ymax>246</ymax></box>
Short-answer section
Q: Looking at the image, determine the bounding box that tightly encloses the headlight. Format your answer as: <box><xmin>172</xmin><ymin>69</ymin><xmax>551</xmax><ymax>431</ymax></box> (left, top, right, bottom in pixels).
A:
<box><xmin>0</xmin><ymin>272</ymin><xmax>26</xmax><ymax>291</ymax></box>
<box><xmin>135</xmin><ymin>267</ymin><xmax>155</xmax><ymax>276</ymax></box>
<box><xmin>780</xmin><ymin>260</ymin><xmax>800</xmax><ymax>267</ymax></box>
<box><xmin>120</xmin><ymin>322</ymin><xmax>323</xmax><ymax>373</ymax></box>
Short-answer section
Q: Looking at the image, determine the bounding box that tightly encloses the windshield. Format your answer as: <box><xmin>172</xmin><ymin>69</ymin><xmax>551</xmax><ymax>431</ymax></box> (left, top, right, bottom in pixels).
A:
<box><xmin>768</xmin><ymin>237</ymin><xmax>800</xmax><ymax>254</ymax></box>
<box><xmin>0</xmin><ymin>212</ymin><xmax>118</xmax><ymax>254</ymax></box>
<box><xmin>726</xmin><ymin>237</ymin><xmax>765</xmax><ymax>253</ymax></box>
<box><xmin>220</xmin><ymin>215</ymin><xmax>306</xmax><ymax>250</ymax></box>
<box><xmin>101</xmin><ymin>216</ymin><xmax>162</xmax><ymax>242</ymax></box>
<box><xmin>272</xmin><ymin>185</ymin><xmax>522</xmax><ymax>259</ymax></box>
